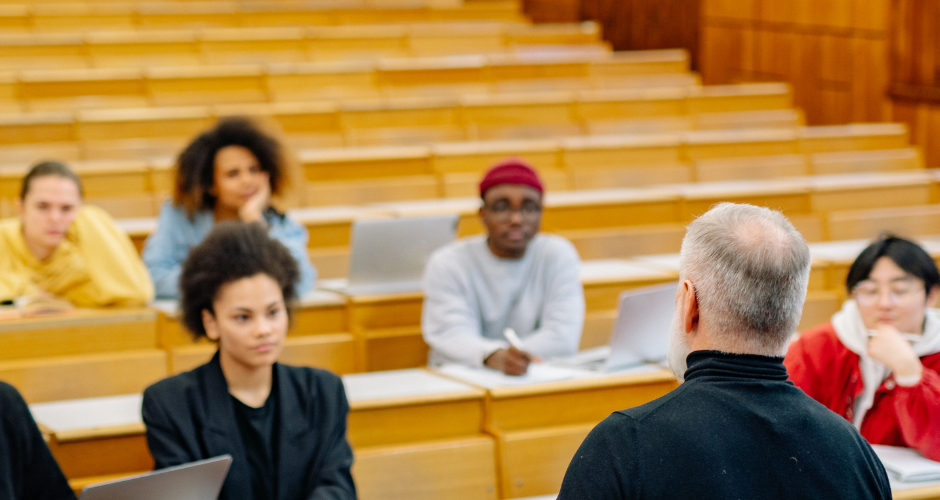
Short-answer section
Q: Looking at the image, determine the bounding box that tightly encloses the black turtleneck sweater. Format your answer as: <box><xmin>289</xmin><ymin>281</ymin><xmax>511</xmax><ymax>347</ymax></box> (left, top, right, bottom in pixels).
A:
<box><xmin>558</xmin><ymin>351</ymin><xmax>891</xmax><ymax>500</ymax></box>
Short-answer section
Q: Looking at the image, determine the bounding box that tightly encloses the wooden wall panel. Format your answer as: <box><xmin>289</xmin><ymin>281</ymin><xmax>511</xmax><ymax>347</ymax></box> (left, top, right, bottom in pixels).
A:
<box><xmin>701</xmin><ymin>0</ymin><xmax>892</xmax><ymax>127</ymax></box>
<box><xmin>702</xmin><ymin>0</ymin><xmax>757</xmax><ymax>21</ymax></box>
<box><xmin>753</xmin><ymin>29</ymin><xmax>798</xmax><ymax>83</ymax></box>
<box><xmin>520</xmin><ymin>0</ymin><xmax>580</xmax><ymax>23</ymax></box>
<box><xmin>852</xmin><ymin>37</ymin><xmax>890</xmax><ymax>121</ymax></box>
<box><xmin>855</xmin><ymin>0</ymin><xmax>890</xmax><ymax>31</ymax></box>
<box><xmin>890</xmin><ymin>0</ymin><xmax>940</xmax><ymax>92</ymax></box>
<box><xmin>801</xmin><ymin>0</ymin><xmax>854</xmax><ymax>29</ymax></box>
<box><xmin>700</xmin><ymin>23</ymin><xmax>755</xmax><ymax>83</ymax></box>
<box><xmin>757</xmin><ymin>1</ymin><xmax>801</xmax><ymax>24</ymax></box>
<box><xmin>886</xmin><ymin>0</ymin><xmax>940</xmax><ymax>168</ymax></box>
<box><xmin>523</xmin><ymin>0</ymin><xmax>700</xmax><ymax>68</ymax></box>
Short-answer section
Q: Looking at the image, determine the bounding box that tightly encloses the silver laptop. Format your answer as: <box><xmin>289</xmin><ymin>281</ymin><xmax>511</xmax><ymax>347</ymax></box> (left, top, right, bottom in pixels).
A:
<box><xmin>604</xmin><ymin>281</ymin><xmax>678</xmax><ymax>371</ymax></box>
<box><xmin>79</xmin><ymin>455</ymin><xmax>232</xmax><ymax>500</ymax></box>
<box><xmin>327</xmin><ymin>214</ymin><xmax>460</xmax><ymax>295</ymax></box>
<box><xmin>563</xmin><ymin>281</ymin><xmax>678</xmax><ymax>372</ymax></box>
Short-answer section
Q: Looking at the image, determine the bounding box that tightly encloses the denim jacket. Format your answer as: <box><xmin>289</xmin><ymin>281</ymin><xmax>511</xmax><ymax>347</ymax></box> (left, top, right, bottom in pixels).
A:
<box><xmin>143</xmin><ymin>201</ymin><xmax>315</xmax><ymax>299</ymax></box>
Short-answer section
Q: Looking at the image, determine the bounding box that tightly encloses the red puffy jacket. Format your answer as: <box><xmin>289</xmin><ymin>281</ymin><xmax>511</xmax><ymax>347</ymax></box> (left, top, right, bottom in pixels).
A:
<box><xmin>785</xmin><ymin>323</ymin><xmax>940</xmax><ymax>461</ymax></box>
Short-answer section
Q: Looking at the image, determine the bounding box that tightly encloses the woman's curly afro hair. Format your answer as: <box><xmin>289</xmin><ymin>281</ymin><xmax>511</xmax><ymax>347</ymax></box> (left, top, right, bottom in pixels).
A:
<box><xmin>180</xmin><ymin>221</ymin><xmax>299</xmax><ymax>339</ymax></box>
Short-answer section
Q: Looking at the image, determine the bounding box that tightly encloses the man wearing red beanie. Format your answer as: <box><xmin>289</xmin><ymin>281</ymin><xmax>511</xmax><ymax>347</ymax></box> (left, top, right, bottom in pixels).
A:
<box><xmin>421</xmin><ymin>158</ymin><xmax>585</xmax><ymax>375</ymax></box>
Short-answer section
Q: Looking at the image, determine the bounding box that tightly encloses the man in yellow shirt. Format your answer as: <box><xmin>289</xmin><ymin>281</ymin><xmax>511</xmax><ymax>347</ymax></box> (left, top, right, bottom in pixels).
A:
<box><xmin>0</xmin><ymin>161</ymin><xmax>153</xmax><ymax>308</ymax></box>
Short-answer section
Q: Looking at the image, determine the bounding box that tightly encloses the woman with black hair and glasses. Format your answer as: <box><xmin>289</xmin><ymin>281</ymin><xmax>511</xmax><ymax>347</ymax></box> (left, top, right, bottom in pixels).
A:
<box><xmin>785</xmin><ymin>235</ymin><xmax>940</xmax><ymax>460</ymax></box>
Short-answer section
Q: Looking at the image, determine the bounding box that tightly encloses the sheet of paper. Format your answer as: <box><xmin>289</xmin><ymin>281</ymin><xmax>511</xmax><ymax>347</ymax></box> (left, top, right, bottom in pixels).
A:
<box><xmin>435</xmin><ymin>363</ymin><xmax>582</xmax><ymax>388</ymax></box>
<box><xmin>871</xmin><ymin>445</ymin><xmax>940</xmax><ymax>482</ymax></box>
<box><xmin>30</xmin><ymin>394</ymin><xmax>143</xmax><ymax>432</ymax></box>
<box><xmin>343</xmin><ymin>368</ymin><xmax>476</xmax><ymax>402</ymax></box>
<box><xmin>149</xmin><ymin>299</ymin><xmax>178</xmax><ymax>315</ymax></box>
<box><xmin>606</xmin><ymin>362</ymin><xmax>671</xmax><ymax>376</ymax></box>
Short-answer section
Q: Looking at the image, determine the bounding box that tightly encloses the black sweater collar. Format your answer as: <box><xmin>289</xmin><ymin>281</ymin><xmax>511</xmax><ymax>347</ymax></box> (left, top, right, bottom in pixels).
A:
<box><xmin>684</xmin><ymin>350</ymin><xmax>788</xmax><ymax>383</ymax></box>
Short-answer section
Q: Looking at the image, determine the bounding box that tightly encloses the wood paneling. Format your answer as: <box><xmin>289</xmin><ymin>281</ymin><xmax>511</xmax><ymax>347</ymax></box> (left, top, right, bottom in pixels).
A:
<box><xmin>523</xmin><ymin>0</ymin><xmax>700</xmax><ymax>68</ymax></box>
<box><xmin>521</xmin><ymin>0</ymin><xmax>580</xmax><ymax>23</ymax></box>
<box><xmin>885</xmin><ymin>0</ymin><xmax>940</xmax><ymax>168</ymax></box>
<box><xmin>699</xmin><ymin>0</ymin><xmax>940</xmax><ymax>167</ymax></box>
<box><xmin>701</xmin><ymin>0</ymin><xmax>893</xmax><ymax>125</ymax></box>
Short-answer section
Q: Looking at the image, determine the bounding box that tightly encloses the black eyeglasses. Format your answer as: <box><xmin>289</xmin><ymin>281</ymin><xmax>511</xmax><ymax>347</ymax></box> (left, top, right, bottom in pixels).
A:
<box><xmin>485</xmin><ymin>200</ymin><xmax>542</xmax><ymax>222</ymax></box>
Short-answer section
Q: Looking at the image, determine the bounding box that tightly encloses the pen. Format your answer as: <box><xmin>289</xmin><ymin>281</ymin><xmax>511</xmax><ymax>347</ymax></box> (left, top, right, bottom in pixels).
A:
<box><xmin>503</xmin><ymin>328</ymin><xmax>525</xmax><ymax>351</ymax></box>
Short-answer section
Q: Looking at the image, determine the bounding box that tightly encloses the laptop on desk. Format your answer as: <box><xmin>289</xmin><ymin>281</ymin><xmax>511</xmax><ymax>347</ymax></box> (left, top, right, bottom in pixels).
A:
<box><xmin>321</xmin><ymin>214</ymin><xmax>460</xmax><ymax>296</ymax></box>
<box><xmin>79</xmin><ymin>455</ymin><xmax>232</xmax><ymax>500</ymax></box>
<box><xmin>563</xmin><ymin>281</ymin><xmax>678</xmax><ymax>372</ymax></box>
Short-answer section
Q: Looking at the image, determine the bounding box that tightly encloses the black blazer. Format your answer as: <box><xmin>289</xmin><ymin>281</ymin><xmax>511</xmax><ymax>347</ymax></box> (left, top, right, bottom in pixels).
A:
<box><xmin>141</xmin><ymin>353</ymin><xmax>356</xmax><ymax>500</ymax></box>
<box><xmin>0</xmin><ymin>382</ymin><xmax>75</xmax><ymax>500</ymax></box>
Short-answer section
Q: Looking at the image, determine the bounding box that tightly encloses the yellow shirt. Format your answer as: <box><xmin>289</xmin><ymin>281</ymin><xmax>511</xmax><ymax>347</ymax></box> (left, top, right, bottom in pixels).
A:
<box><xmin>0</xmin><ymin>205</ymin><xmax>154</xmax><ymax>307</ymax></box>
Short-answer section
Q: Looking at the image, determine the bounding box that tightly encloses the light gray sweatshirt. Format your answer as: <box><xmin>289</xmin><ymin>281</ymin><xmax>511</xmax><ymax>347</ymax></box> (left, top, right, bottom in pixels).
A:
<box><xmin>421</xmin><ymin>233</ymin><xmax>585</xmax><ymax>367</ymax></box>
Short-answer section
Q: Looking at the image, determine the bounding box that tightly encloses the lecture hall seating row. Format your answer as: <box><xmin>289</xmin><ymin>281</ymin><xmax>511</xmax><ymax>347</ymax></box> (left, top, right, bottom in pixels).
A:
<box><xmin>0</xmin><ymin>0</ymin><xmax>526</xmax><ymax>32</ymax></box>
<box><xmin>31</xmin><ymin>363</ymin><xmax>940</xmax><ymax>500</ymax></box>
<box><xmin>0</xmin><ymin>80</ymin><xmax>795</xmax><ymax>163</ymax></box>
<box><xmin>220</xmin><ymin>160</ymin><xmax>934</xmax><ymax>280</ymax></box>
<box><xmin>3</xmin><ymin>208</ymin><xmax>937</xmax><ymax>404</ymax></box>
<box><xmin>0</xmin><ymin>22</ymin><xmax>608</xmax><ymax>70</ymax></box>
<box><xmin>0</xmin><ymin>49</ymin><xmax>692</xmax><ymax>113</ymax></box>
<box><xmin>0</xmin><ymin>122</ymin><xmax>909</xmax><ymax>217</ymax></box>
<box><xmin>29</xmin><ymin>366</ymin><xmax>680</xmax><ymax>500</ymax></box>
<box><xmin>6</xmin><ymin>228</ymin><xmax>917</xmax><ymax>403</ymax></box>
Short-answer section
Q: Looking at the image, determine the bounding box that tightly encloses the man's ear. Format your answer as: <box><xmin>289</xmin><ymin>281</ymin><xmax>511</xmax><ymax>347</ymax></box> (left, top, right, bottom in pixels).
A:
<box><xmin>681</xmin><ymin>279</ymin><xmax>699</xmax><ymax>335</ymax></box>
<box><xmin>202</xmin><ymin>309</ymin><xmax>220</xmax><ymax>341</ymax></box>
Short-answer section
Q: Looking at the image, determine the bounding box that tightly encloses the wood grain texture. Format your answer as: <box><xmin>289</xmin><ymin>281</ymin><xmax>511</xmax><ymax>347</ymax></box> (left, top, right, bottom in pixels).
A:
<box><xmin>522</xmin><ymin>0</ymin><xmax>700</xmax><ymax>68</ymax></box>
<box><xmin>701</xmin><ymin>0</ymin><xmax>892</xmax><ymax>127</ymax></box>
<box><xmin>353</xmin><ymin>436</ymin><xmax>499</xmax><ymax>500</ymax></box>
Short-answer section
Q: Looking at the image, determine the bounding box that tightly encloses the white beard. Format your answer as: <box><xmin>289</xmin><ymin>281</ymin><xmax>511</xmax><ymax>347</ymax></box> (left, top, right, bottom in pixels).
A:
<box><xmin>666</xmin><ymin>308</ymin><xmax>691</xmax><ymax>383</ymax></box>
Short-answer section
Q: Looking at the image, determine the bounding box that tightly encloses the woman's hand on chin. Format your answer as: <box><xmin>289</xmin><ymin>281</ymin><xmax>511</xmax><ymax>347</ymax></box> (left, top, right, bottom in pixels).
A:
<box><xmin>867</xmin><ymin>324</ymin><xmax>924</xmax><ymax>381</ymax></box>
<box><xmin>238</xmin><ymin>173</ymin><xmax>271</xmax><ymax>224</ymax></box>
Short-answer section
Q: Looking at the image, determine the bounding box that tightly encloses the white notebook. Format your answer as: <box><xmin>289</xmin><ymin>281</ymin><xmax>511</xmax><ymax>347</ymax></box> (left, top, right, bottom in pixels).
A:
<box><xmin>871</xmin><ymin>445</ymin><xmax>940</xmax><ymax>482</ymax></box>
<box><xmin>436</xmin><ymin>363</ymin><xmax>581</xmax><ymax>388</ymax></box>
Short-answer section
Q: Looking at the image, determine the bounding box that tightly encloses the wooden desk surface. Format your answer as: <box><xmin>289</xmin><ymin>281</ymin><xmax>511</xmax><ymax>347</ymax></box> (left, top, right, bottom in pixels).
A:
<box><xmin>580</xmin><ymin>259</ymin><xmax>677</xmax><ymax>311</ymax></box>
<box><xmin>30</xmin><ymin>394</ymin><xmax>143</xmax><ymax>442</ymax></box>
<box><xmin>579</xmin><ymin>258</ymin><xmax>678</xmax><ymax>285</ymax></box>
<box><xmin>893</xmin><ymin>482</ymin><xmax>940</xmax><ymax>500</ymax></box>
<box><xmin>345</xmin><ymin>368</ymin><xmax>486</xmax><ymax>448</ymax></box>
<box><xmin>545</xmin><ymin>187</ymin><xmax>680</xmax><ymax>209</ymax></box>
<box><xmin>485</xmin><ymin>368</ymin><xmax>677</xmax><ymax>431</ymax></box>
<box><xmin>532</xmin><ymin>485</ymin><xmax>940</xmax><ymax>500</ymax></box>
<box><xmin>808</xmin><ymin>170</ymin><xmax>932</xmax><ymax>190</ymax></box>
<box><xmin>0</xmin><ymin>307</ymin><xmax>155</xmax><ymax>334</ymax></box>
<box><xmin>30</xmin><ymin>393</ymin><xmax>150</xmax><ymax>479</ymax></box>
<box><xmin>436</xmin><ymin>363</ymin><xmax>677</xmax><ymax>432</ymax></box>
<box><xmin>0</xmin><ymin>308</ymin><xmax>157</xmax><ymax>360</ymax></box>
<box><xmin>807</xmin><ymin>238</ymin><xmax>870</xmax><ymax>264</ymax></box>
<box><xmin>670</xmin><ymin>177</ymin><xmax>810</xmax><ymax>199</ymax></box>
<box><xmin>289</xmin><ymin>205</ymin><xmax>392</xmax><ymax>224</ymax></box>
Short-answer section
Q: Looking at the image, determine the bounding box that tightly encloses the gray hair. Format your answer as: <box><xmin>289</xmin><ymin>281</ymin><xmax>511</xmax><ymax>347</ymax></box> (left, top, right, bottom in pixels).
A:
<box><xmin>679</xmin><ymin>203</ymin><xmax>810</xmax><ymax>355</ymax></box>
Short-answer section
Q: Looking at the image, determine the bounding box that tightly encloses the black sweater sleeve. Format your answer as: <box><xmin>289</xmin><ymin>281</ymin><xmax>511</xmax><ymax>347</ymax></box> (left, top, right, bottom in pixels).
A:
<box><xmin>0</xmin><ymin>382</ymin><xmax>76</xmax><ymax>500</ymax></box>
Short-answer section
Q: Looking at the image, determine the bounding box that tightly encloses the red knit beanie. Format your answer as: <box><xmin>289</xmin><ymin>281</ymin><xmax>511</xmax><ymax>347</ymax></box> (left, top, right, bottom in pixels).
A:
<box><xmin>479</xmin><ymin>158</ymin><xmax>544</xmax><ymax>197</ymax></box>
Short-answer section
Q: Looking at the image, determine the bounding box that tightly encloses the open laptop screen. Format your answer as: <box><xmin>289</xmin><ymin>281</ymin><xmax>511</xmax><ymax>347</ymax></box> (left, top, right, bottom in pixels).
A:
<box><xmin>79</xmin><ymin>455</ymin><xmax>232</xmax><ymax>500</ymax></box>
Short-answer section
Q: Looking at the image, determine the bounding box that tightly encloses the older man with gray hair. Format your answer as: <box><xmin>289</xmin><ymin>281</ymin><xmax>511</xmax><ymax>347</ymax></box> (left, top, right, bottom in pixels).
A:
<box><xmin>557</xmin><ymin>203</ymin><xmax>890</xmax><ymax>500</ymax></box>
